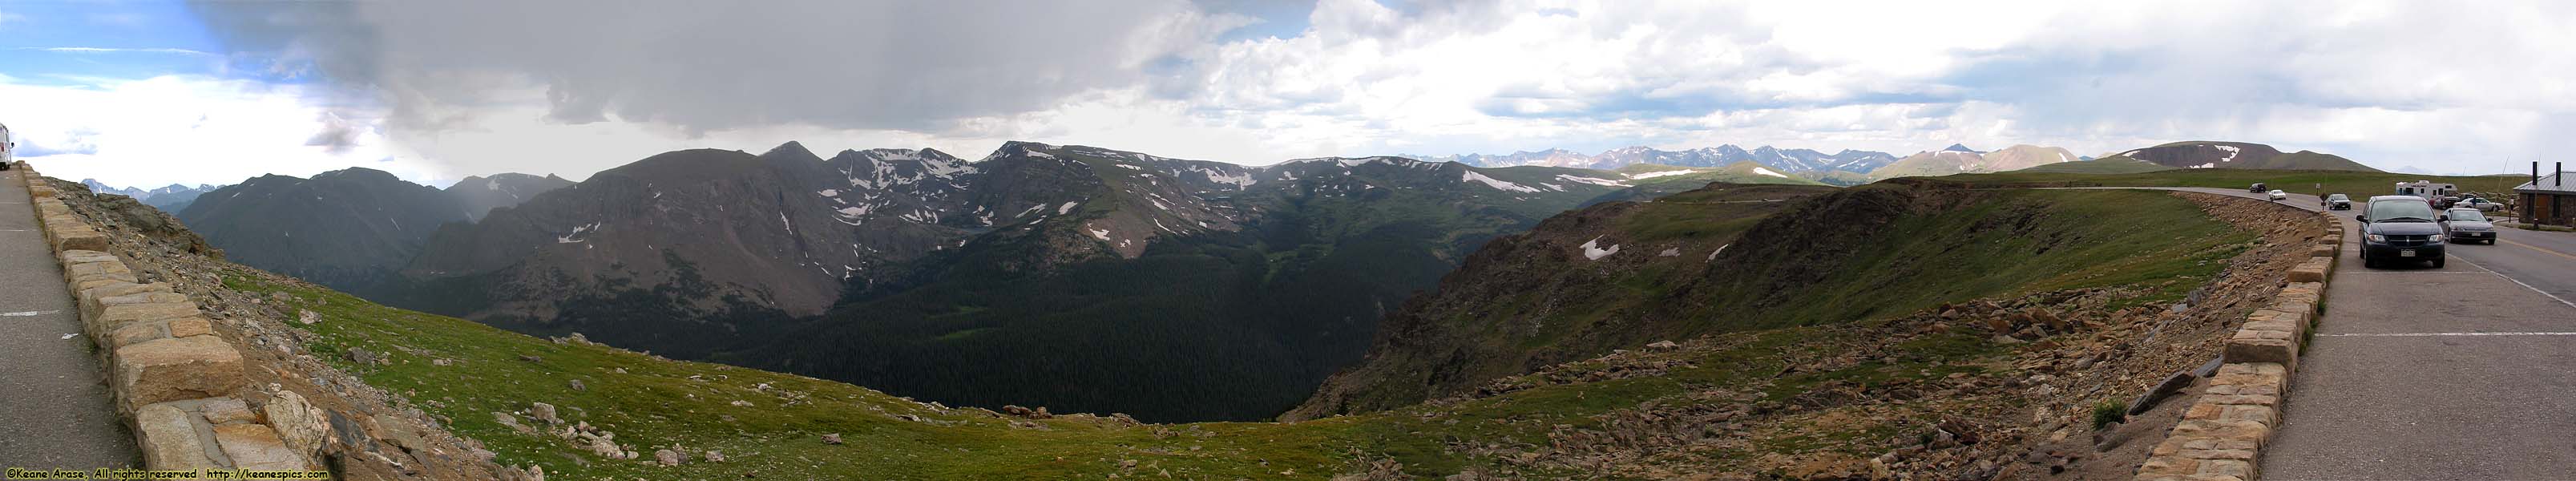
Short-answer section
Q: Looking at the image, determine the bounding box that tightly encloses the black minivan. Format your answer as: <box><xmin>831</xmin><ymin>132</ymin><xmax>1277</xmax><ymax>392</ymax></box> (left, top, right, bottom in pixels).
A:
<box><xmin>2356</xmin><ymin>196</ymin><xmax>2445</xmax><ymax>269</ymax></box>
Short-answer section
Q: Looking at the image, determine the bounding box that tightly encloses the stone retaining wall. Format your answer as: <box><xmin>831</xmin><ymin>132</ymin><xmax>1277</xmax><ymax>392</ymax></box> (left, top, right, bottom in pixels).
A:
<box><xmin>2134</xmin><ymin>211</ymin><xmax>2346</xmax><ymax>481</ymax></box>
<box><xmin>18</xmin><ymin>163</ymin><xmax>324</xmax><ymax>475</ymax></box>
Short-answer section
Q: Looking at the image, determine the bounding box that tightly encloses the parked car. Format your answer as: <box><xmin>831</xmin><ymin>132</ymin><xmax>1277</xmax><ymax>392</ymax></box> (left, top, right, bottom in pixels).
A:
<box><xmin>2357</xmin><ymin>196</ymin><xmax>2446</xmax><ymax>269</ymax></box>
<box><xmin>2456</xmin><ymin>196</ymin><xmax>2503</xmax><ymax>211</ymax></box>
<box><xmin>2442</xmin><ymin>208</ymin><xmax>2497</xmax><ymax>245</ymax></box>
<box><xmin>2248</xmin><ymin>183</ymin><xmax>2267</xmax><ymax>193</ymax></box>
<box><xmin>2267</xmin><ymin>189</ymin><xmax>2288</xmax><ymax>200</ymax></box>
<box><xmin>2321</xmin><ymin>193</ymin><xmax>2352</xmax><ymax>210</ymax></box>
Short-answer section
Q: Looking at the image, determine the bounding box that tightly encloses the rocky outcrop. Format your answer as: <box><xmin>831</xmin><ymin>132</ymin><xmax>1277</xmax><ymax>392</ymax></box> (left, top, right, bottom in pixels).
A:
<box><xmin>26</xmin><ymin>165</ymin><xmax>538</xmax><ymax>480</ymax></box>
<box><xmin>2135</xmin><ymin>216</ymin><xmax>2346</xmax><ymax>481</ymax></box>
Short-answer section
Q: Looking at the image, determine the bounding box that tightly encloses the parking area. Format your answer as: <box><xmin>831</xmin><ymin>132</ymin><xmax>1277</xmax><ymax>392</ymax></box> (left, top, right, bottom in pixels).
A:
<box><xmin>2239</xmin><ymin>190</ymin><xmax>2576</xmax><ymax>479</ymax></box>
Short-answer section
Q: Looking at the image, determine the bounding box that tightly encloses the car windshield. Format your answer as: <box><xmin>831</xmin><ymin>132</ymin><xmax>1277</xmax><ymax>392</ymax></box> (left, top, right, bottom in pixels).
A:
<box><xmin>2448</xmin><ymin>210</ymin><xmax>2488</xmax><ymax>222</ymax></box>
<box><xmin>2328</xmin><ymin>194</ymin><xmax>2348</xmax><ymax>200</ymax></box>
<box><xmin>2368</xmin><ymin>200</ymin><xmax>2438</xmax><ymax>222</ymax></box>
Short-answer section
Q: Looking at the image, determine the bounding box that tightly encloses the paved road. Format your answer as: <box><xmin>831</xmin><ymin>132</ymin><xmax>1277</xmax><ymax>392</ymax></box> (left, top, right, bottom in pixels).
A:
<box><xmin>2106</xmin><ymin>187</ymin><xmax>2576</xmax><ymax>479</ymax></box>
<box><xmin>0</xmin><ymin>170</ymin><xmax>139</xmax><ymax>469</ymax></box>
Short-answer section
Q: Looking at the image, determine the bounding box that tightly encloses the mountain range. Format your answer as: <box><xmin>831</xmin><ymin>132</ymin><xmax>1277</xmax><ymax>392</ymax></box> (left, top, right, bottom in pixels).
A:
<box><xmin>80</xmin><ymin>180</ymin><xmax>225</xmax><ymax>212</ymax></box>
<box><xmin>192</xmin><ymin>140</ymin><xmax>1783</xmax><ymax>421</ymax></box>
<box><xmin>169</xmin><ymin>138</ymin><xmax>2345</xmax><ymax>422</ymax></box>
<box><xmin>2094</xmin><ymin>140</ymin><xmax>2380</xmax><ymax>172</ymax></box>
<box><xmin>1867</xmin><ymin>144</ymin><xmax>2085</xmax><ymax>180</ymax></box>
<box><xmin>175</xmin><ymin>168</ymin><xmax>569</xmax><ymax>297</ymax></box>
<box><xmin>1403</xmin><ymin>145</ymin><xmax>1903</xmax><ymax>176</ymax></box>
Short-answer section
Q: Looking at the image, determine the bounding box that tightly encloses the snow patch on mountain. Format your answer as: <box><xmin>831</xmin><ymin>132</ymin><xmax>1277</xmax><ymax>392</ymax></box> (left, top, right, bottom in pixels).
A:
<box><xmin>1580</xmin><ymin>236</ymin><xmax>1620</xmax><ymax>260</ymax></box>
<box><xmin>1554</xmin><ymin>174</ymin><xmax>1628</xmax><ymax>187</ymax></box>
<box><xmin>557</xmin><ymin>222</ymin><xmax>601</xmax><ymax>244</ymax></box>
<box><xmin>1462</xmin><ymin>171</ymin><xmax>1541</xmax><ymax>192</ymax></box>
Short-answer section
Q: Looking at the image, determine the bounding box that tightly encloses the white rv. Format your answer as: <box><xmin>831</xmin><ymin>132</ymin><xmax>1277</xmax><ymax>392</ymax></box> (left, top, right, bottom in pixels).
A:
<box><xmin>1</xmin><ymin>123</ymin><xmax>14</xmax><ymax>168</ymax></box>
<box><xmin>2395</xmin><ymin>180</ymin><xmax>2456</xmax><ymax>200</ymax></box>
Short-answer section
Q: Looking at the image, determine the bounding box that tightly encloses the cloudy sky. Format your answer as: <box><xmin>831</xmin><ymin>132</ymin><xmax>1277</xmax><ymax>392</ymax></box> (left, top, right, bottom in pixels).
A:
<box><xmin>3</xmin><ymin>0</ymin><xmax>2570</xmax><ymax>188</ymax></box>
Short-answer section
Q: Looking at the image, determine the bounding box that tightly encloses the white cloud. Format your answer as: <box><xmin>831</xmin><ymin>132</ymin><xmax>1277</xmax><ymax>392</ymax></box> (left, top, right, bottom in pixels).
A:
<box><xmin>0</xmin><ymin>75</ymin><xmax>430</xmax><ymax>188</ymax></box>
<box><xmin>34</xmin><ymin>0</ymin><xmax>2571</xmax><ymax>188</ymax></box>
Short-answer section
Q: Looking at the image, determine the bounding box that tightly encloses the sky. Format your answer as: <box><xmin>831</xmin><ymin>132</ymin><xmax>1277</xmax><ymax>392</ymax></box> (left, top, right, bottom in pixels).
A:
<box><xmin>4</xmin><ymin>0</ymin><xmax>2573</xmax><ymax>189</ymax></box>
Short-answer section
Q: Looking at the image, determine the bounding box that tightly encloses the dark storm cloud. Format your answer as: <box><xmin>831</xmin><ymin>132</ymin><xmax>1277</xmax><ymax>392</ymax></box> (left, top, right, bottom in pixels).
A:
<box><xmin>302</xmin><ymin>113</ymin><xmax>362</xmax><ymax>154</ymax></box>
<box><xmin>185</xmin><ymin>0</ymin><xmax>1250</xmax><ymax>136</ymax></box>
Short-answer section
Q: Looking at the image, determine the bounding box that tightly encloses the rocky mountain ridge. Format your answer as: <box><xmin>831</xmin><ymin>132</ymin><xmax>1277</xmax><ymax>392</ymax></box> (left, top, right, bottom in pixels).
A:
<box><xmin>81</xmin><ymin>179</ymin><xmax>225</xmax><ymax>212</ymax></box>
<box><xmin>1407</xmin><ymin>144</ymin><xmax>1902</xmax><ymax>174</ymax></box>
<box><xmin>2100</xmin><ymin>141</ymin><xmax>2382</xmax><ymax>172</ymax></box>
<box><xmin>1869</xmin><ymin>144</ymin><xmax>2083</xmax><ymax>180</ymax></box>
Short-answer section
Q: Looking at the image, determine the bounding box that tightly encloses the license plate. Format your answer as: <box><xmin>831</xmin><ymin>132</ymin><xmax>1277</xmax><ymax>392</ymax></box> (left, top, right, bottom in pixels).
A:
<box><xmin>2400</xmin><ymin>250</ymin><xmax>2417</xmax><ymax>257</ymax></box>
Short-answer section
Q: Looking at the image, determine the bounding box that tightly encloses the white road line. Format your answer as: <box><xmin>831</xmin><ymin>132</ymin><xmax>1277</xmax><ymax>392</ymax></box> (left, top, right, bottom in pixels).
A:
<box><xmin>2319</xmin><ymin>332</ymin><xmax>2576</xmax><ymax>338</ymax></box>
<box><xmin>2453</xmin><ymin>257</ymin><xmax>2576</xmax><ymax>309</ymax></box>
<box><xmin>1</xmin><ymin>310</ymin><xmax>63</xmax><ymax>317</ymax></box>
<box><xmin>2336</xmin><ymin>271</ymin><xmax>2481</xmax><ymax>275</ymax></box>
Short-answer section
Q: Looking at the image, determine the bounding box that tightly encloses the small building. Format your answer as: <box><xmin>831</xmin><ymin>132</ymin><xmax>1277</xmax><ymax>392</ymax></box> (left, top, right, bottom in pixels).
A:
<box><xmin>2395</xmin><ymin>180</ymin><xmax>2457</xmax><ymax>199</ymax></box>
<box><xmin>2517</xmin><ymin>172</ymin><xmax>2576</xmax><ymax>227</ymax></box>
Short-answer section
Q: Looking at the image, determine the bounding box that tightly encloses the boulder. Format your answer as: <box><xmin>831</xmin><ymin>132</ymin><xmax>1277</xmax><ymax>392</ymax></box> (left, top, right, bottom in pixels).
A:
<box><xmin>49</xmin><ymin>225</ymin><xmax>110</xmax><ymax>252</ymax></box>
<box><xmin>2287</xmin><ymin>257</ymin><xmax>2332</xmax><ymax>283</ymax></box>
<box><xmin>212</xmin><ymin>423</ymin><xmax>311</xmax><ymax>471</ymax></box>
<box><xmin>1644</xmin><ymin>341</ymin><xmax>1679</xmax><ymax>351</ymax></box>
<box><xmin>264</xmin><ymin>390</ymin><xmax>332</xmax><ymax>457</ymax></box>
<box><xmin>82</xmin><ymin>291</ymin><xmax>188</xmax><ymax>326</ymax></box>
<box><xmin>110</xmin><ymin>322</ymin><xmax>171</xmax><ymax>348</ymax></box>
<box><xmin>63</xmin><ymin>261</ymin><xmax>135</xmax><ymax>285</ymax></box>
<box><xmin>58</xmin><ymin>249</ymin><xmax>121</xmax><ymax>265</ymax></box>
<box><xmin>531</xmin><ymin>402</ymin><xmax>560</xmax><ymax>424</ymax></box>
<box><xmin>91</xmin><ymin>301</ymin><xmax>201</xmax><ymax>339</ymax></box>
<box><xmin>113</xmin><ymin>336</ymin><xmax>247</xmax><ymax>412</ymax></box>
<box><xmin>134</xmin><ymin>402</ymin><xmax>224</xmax><ymax>470</ymax></box>
<box><xmin>200</xmin><ymin>397</ymin><xmax>257</xmax><ymax>425</ymax></box>
<box><xmin>495</xmin><ymin>412</ymin><xmax>534</xmax><ymax>435</ymax></box>
<box><xmin>822</xmin><ymin>433</ymin><xmax>843</xmax><ymax>445</ymax></box>
<box><xmin>167</xmin><ymin>317</ymin><xmax>212</xmax><ymax>338</ymax></box>
<box><xmin>655</xmin><ymin>449</ymin><xmax>680</xmax><ymax>467</ymax></box>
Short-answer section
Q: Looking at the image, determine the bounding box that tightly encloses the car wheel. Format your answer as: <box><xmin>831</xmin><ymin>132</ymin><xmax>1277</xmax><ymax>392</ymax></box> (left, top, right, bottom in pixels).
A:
<box><xmin>2433</xmin><ymin>257</ymin><xmax>2447</xmax><ymax>269</ymax></box>
<box><xmin>2361</xmin><ymin>253</ymin><xmax>2377</xmax><ymax>269</ymax></box>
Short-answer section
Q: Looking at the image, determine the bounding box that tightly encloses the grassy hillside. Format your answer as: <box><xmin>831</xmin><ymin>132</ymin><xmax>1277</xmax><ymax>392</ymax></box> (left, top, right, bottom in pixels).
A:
<box><xmin>208</xmin><ymin>181</ymin><xmax>2279</xmax><ymax>479</ymax></box>
<box><xmin>2009</xmin><ymin>158</ymin><xmax>2175</xmax><ymax>174</ymax></box>
<box><xmin>221</xmin><ymin>267</ymin><xmax>2080</xmax><ymax>479</ymax></box>
<box><xmin>1798</xmin><ymin>169</ymin><xmax>1873</xmax><ymax>186</ymax></box>
<box><xmin>1290</xmin><ymin>184</ymin><xmax>2255</xmax><ymax>418</ymax></box>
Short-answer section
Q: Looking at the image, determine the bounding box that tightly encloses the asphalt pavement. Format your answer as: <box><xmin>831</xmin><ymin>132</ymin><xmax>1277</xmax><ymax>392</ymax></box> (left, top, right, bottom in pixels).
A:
<box><xmin>0</xmin><ymin>170</ymin><xmax>139</xmax><ymax>469</ymax></box>
<box><xmin>2111</xmin><ymin>187</ymin><xmax>2576</xmax><ymax>479</ymax></box>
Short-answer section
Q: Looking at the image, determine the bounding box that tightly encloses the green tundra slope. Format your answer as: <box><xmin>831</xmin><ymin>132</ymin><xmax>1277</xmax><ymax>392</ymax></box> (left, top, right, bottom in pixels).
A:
<box><xmin>2006</xmin><ymin>158</ymin><xmax>2175</xmax><ymax>174</ymax></box>
<box><xmin>1289</xmin><ymin>184</ymin><xmax>2251</xmax><ymax>419</ymax></box>
<box><xmin>205</xmin><ymin>180</ymin><xmax>2276</xmax><ymax>479</ymax></box>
